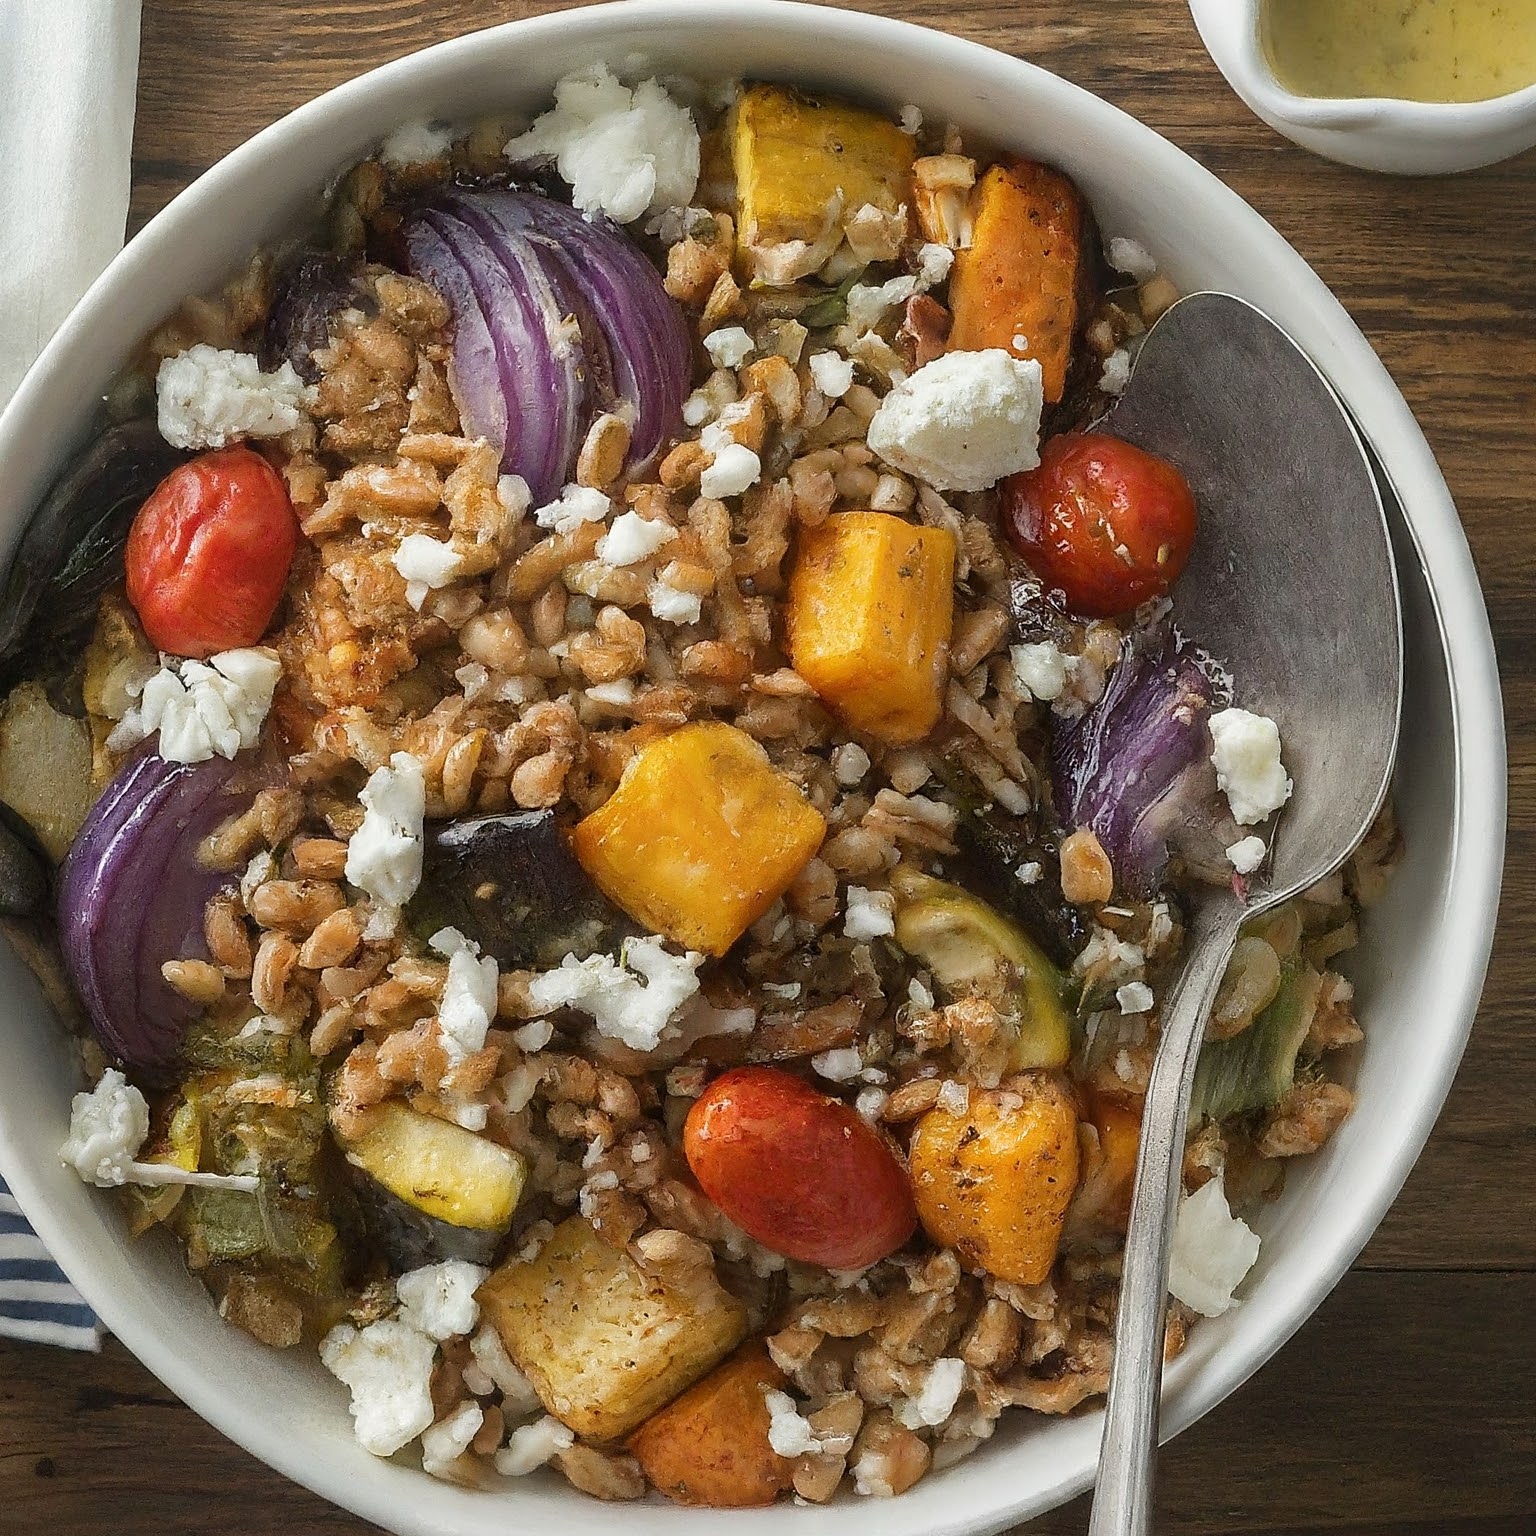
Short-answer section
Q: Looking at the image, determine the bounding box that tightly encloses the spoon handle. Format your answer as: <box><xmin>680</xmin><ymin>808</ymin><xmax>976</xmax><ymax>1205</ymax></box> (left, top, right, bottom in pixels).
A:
<box><xmin>1088</xmin><ymin>895</ymin><xmax>1246</xmax><ymax>1536</ymax></box>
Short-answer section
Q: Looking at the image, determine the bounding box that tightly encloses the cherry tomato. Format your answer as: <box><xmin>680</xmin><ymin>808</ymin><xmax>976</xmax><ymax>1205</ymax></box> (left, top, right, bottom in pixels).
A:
<box><xmin>684</xmin><ymin>1066</ymin><xmax>917</xmax><ymax>1269</ymax></box>
<box><xmin>126</xmin><ymin>446</ymin><xmax>298</xmax><ymax>657</ymax></box>
<box><xmin>1001</xmin><ymin>432</ymin><xmax>1197</xmax><ymax>618</ymax></box>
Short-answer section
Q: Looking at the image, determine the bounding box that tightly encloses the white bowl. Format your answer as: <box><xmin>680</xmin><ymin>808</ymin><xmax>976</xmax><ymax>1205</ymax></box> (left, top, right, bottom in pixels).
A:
<box><xmin>0</xmin><ymin>4</ymin><xmax>1507</xmax><ymax>1533</ymax></box>
<box><xmin>1189</xmin><ymin>0</ymin><xmax>1536</xmax><ymax>174</ymax></box>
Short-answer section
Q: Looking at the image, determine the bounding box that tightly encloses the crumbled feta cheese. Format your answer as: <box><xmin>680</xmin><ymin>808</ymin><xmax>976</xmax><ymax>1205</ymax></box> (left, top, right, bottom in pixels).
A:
<box><xmin>379</xmin><ymin>120</ymin><xmax>455</xmax><ymax>167</ymax></box>
<box><xmin>936</xmin><ymin>1080</ymin><xmax>970</xmax><ymax>1116</ymax></box>
<box><xmin>899</xmin><ymin>103</ymin><xmax>923</xmax><ymax>134</ymax></box>
<box><xmin>1011</xmin><ymin>640</ymin><xmax>1072</xmax><ymax>702</ymax></box>
<box><xmin>832</xmin><ymin>740</ymin><xmax>871</xmax><ymax>785</ymax></box>
<box><xmin>764</xmin><ymin>1389</ymin><xmax>822</xmax><ymax>1457</ymax></box>
<box><xmin>647</xmin><ymin>578</ymin><xmax>703</xmax><ymax>625</ymax></box>
<box><xmin>809</xmin><ymin>351</ymin><xmax>856</xmax><ymax>398</ymax></box>
<box><xmin>1209</xmin><ymin>708</ymin><xmax>1293</xmax><ymax>825</ymax></box>
<box><xmin>1116</xmin><ymin>981</ymin><xmax>1155</xmax><ymax>1015</ymax></box>
<box><xmin>1099</xmin><ymin>347</ymin><xmax>1133</xmax><ymax>396</ymax></box>
<box><xmin>1167</xmin><ymin>1174</ymin><xmax>1262</xmax><ymax>1317</ymax></box>
<box><xmin>429</xmin><ymin>928</ymin><xmax>498</xmax><ymax>1065</ymax></box>
<box><xmin>456</xmin><ymin>661</ymin><xmax>491</xmax><ymax>702</ymax></box>
<box><xmin>497</xmin><ymin>474</ymin><xmax>531</xmax><ymax>523</ymax></box>
<box><xmin>156</xmin><ymin>345</ymin><xmax>313</xmax><ymax>451</ymax></box>
<box><xmin>533</xmin><ymin>483</ymin><xmax>611</xmax><ymax>535</ymax></box>
<box><xmin>526</xmin><ymin>936</ymin><xmax>704</xmax><ymax>1052</ymax></box>
<box><xmin>1074</xmin><ymin>925</ymin><xmax>1146</xmax><ymax>987</ymax></box>
<box><xmin>1107</xmin><ymin>236</ymin><xmax>1159</xmax><ymax>282</ymax></box>
<box><xmin>916</xmin><ymin>241</ymin><xmax>954</xmax><ymax>286</ymax></box>
<box><xmin>1015</xmin><ymin>861</ymin><xmax>1042</xmax><ymax>885</ymax></box>
<box><xmin>699</xmin><ymin>440</ymin><xmax>761</xmax><ymax>499</ymax></box>
<box><xmin>812</xmin><ymin>1047</ymin><xmax>865</xmax><ymax>1082</ymax></box>
<box><xmin>420</xmin><ymin>1400</ymin><xmax>482</xmax><ymax>1479</ymax></box>
<box><xmin>855</xmin><ymin>1087</ymin><xmax>889</xmax><ymax>1122</ymax></box>
<box><xmin>907</xmin><ymin>977</ymin><xmax>934</xmax><ymax>1010</ymax></box>
<box><xmin>107</xmin><ymin>648</ymin><xmax>281</xmax><ymax>764</ymax></box>
<box><xmin>470</xmin><ymin>1325</ymin><xmax>541</xmax><ymax>1412</ymax></box>
<box><xmin>512</xmin><ymin>1017</ymin><xmax>554</xmax><ymax>1054</ymax></box>
<box><xmin>844</xmin><ymin>885</ymin><xmax>896</xmax><ymax>941</ymax></box>
<box><xmin>596</xmin><ymin>509</ymin><xmax>677</xmax><ymax>566</ymax></box>
<box><xmin>495</xmin><ymin>1414</ymin><xmax>575</xmax><ymax>1476</ymax></box>
<box><xmin>894</xmin><ymin>1357</ymin><xmax>966</xmax><ymax>1429</ymax></box>
<box><xmin>681</xmin><ymin>389</ymin><xmax>715</xmax><ymax>427</ymax></box>
<box><xmin>320</xmin><ymin>1318</ymin><xmax>439</xmax><ymax>1457</ymax></box>
<box><xmin>393</xmin><ymin>534</ymin><xmax>464</xmax><ymax>610</ymax></box>
<box><xmin>847</xmin><ymin>275</ymin><xmax>919</xmax><ymax>333</ymax></box>
<box><xmin>397</xmin><ymin>1259</ymin><xmax>489</xmax><ymax>1342</ymax></box>
<box><xmin>345</xmin><ymin>752</ymin><xmax>426</xmax><ymax>909</ymax></box>
<box><xmin>1226</xmin><ymin>835</ymin><xmax>1267</xmax><ymax>875</ymax></box>
<box><xmin>503</xmin><ymin>64</ymin><xmax>699</xmax><ymax>224</ymax></box>
<box><xmin>866</xmin><ymin>349</ymin><xmax>1044</xmax><ymax>493</ymax></box>
<box><xmin>703</xmin><ymin>326</ymin><xmax>755</xmax><ymax>369</ymax></box>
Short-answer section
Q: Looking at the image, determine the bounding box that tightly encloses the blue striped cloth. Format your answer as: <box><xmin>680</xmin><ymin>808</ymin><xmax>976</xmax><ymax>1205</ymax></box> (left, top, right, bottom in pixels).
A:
<box><xmin>0</xmin><ymin>1175</ymin><xmax>102</xmax><ymax>1350</ymax></box>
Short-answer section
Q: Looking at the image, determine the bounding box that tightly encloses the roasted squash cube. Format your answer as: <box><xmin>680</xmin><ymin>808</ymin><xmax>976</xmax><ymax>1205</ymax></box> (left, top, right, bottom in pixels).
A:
<box><xmin>478</xmin><ymin>1216</ymin><xmax>748</xmax><ymax>1442</ymax></box>
<box><xmin>732</xmin><ymin>82</ymin><xmax>915</xmax><ymax>252</ymax></box>
<box><xmin>909</xmin><ymin>1073</ymin><xmax>1080</xmax><ymax>1285</ymax></box>
<box><xmin>571</xmin><ymin>722</ymin><xmax>825</xmax><ymax>956</ymax></box>
<box><xmin>787</xmin><ymin>510</ymin><xmax>956</xmax><ymax>746</ymax></box>
<box><xmin>947</xmin><ymin>159</ymin><xmax>1085</xmax><ymax>404</ymax></box>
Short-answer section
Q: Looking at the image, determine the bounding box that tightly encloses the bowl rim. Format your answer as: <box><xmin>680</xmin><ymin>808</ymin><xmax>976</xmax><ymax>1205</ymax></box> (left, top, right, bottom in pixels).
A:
<box><xmin>0</xmin><ymin>3</ymin><xmax>1508</xmax><ymax>1532</ymax></box>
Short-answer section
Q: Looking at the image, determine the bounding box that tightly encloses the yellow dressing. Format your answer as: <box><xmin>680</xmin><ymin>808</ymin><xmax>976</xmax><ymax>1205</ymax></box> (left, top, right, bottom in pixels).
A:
<box><xmin>1261</xmin><ymin>0</ymin><xmax>1536</xmax><ymax>103</ymax></box>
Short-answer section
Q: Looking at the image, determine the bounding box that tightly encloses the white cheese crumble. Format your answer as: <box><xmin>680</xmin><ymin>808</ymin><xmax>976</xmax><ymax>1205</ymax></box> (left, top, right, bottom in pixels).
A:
<box><xmin>1167</xmin><ymin>1174</ymin><xmax>1262</xmax><ymax>1317</ymax></box>
<box><xmin>936</xmin><ymin>1080</ymin><xmax>970</xmax><ymax>1116</ymax></box>
<box><xmin>847</xmin><ymin>274</ymin><xmax>919</xmax><ymax>333</ymax></box>
<box><xmin>107</xmin><ymin>648</ymin><xmax>281</xmax><ymax>764</ymax></box>
<box><xmin>916</xmin><ymin>241</ymin><xmax>955</xmax><ymax>286</ymax></box>
<box><xmin>345</xmin><ymin>752</ymin><xmax>426</xmax><ymax>909</ymax></box>
<box><xmin>503</xmin><ymin>64</ymin><xmax>699</xmax><ymax>224</ymax></box>
<box><xmin>1010</xmin><ymin>640</ymin><xmax>1072</xmax><ymax>702</ymax></box>
<box><xmin>470</xmin><ymin>1324</ymin><xmax>541</xmax><ymax>1412</ymax></box>
<box><xmin>764</xmin><ymin>1389</ymin><xmax>823</xmax><ymax>1457</ymax></box>
<box><xmin>1015</xmin><ymin>861</ymin><xmax>1042</xmax><ymax>885</ymax></box>
<box><xmin>60</xmin><ymin>1069</ymin><xmax>258</xmax><ymax>1193</ymax></box>
<box><xmin>866</xmin><ymin>349</ymin><xmax>1044</xmax><ymax>493</ymax></box>
<box><xmin>379</xmin><ymin>120</ymin><xmax>455</xmax><ymax>167</ymax></box>
<box><xmin>894</xmin><ymin>1356</ymin><xmax>967</xmax><ymax>1429</ymax></box>
<box><xmin>844</xmin><ymin>885</ymin><xmax>897</xmax><ymax>941</ymax></box>
<box><xmin>512</xmin><ymin>1017</ymin><xmax>554</xmax><ymax>1052</ymax></box>
<box><xmin>832</xmin><ymin>740</ymin><xmax>871</xmax><ymax>785</ymax></box>
<box><xmin>698</xmin><ymin>436</ymin><xmax>762</xmax><ymax>499</ymax></box>
<box><xmin>809</xmin><ymin>350</ymin><xmax>856</xmax><ymax>398</ymax></box>
<box><xmin>647</xmin><ymin>577</ymin><xmax>703</xmax><ymax>625</ymax></box>
<box><xmin>1099</xmin><ymin>347</ymin><xmax>1133</xmax><ymax>396</ymax></box>
<box><xmin>397</xmin><ymin>1260</ymin><xmax>490</xmax><ymax>1342</ymax></box>
<box><xmin>534</xmin><ymin>483</ymin><xmax>611</xmax><ymax>535</ymax></box>
<box><xmin>596</xmin><ymin>509</ymin><xmax>677</xmax><ymax>567</ymax></box>
<box><xmin>1116</xmin><ymin>981</ymin><xmax>1155</xmax><ymax>1015</ymax></box>
<box><xmin>907</xmin><ymin>977</ymin><xmax>934</xmax><ymax>1010</ymax></box>
<box><xmin>1208</xmin><ymin>708</ymin><xmax>1293</xmax><ymax>825</ymax></box>
<box><xmin>855</xmin><ymin>1086</ymin><xmax>889</xmax><ymax>1122</ymax></box>
<box><xmin>899</xmin><ymin>103</ymin><xmax>923</xmax><ymax>134</ymax></box>
<box><xmin>393</xmin><ymin>533</ymin><xmax>464</xmax><ymax>610</ymax></box>
<box><xmin>428</xmin><ymin>928</ymin><xmax>498</xmax><ymax>1065</ymax></box>
<box><xmin>703</xmin><ymin>326</ymin><xmax>755</xmax><ymax>369</ymax></box>
<box><xmin>812</xmin><ymin>1047</ymin><xmax>865</xmax><ymax>1083</ymax></box>
<box><xmin>526</xmin><ymin>936</ymin><xmax>704</xmax><ymax>1052</ymax></box>
<box><xmin>156</xmin><ymin>344</ymin><xmax>312</xmax><ymax>451</ymax></box>
<box><xmin>495</xmin><ymin>1414</ymin><xmax>575</xmax><ymax>1476</ymax></box>
<box><xmin>1074</xmin><ymin>925</ymin><xmax>1146</xmax><ymax>988</ymax></box>
<box><xmin>498</xmin><ymin>473</ymin><xmax>531</xmax><ymax>523</ymax></box>
<box><xmin>1107</xmin><ymin>236</ymin><xmax>1159</xmax><ymax>282</ymax></box>
<box><xmin>1226</xmin><ymin>835</ymin><xmax>1267</xmax><ymax>875</ymax></box>
<box><xmin>320</xmin><ymin>1318</ymin><xmax>439</xmax><ymax>1458</ymax></box>
<box><xmin>420</xmin><ymin>1401</ymin><xmax>482</xmax><ymax>1480</ymax></box>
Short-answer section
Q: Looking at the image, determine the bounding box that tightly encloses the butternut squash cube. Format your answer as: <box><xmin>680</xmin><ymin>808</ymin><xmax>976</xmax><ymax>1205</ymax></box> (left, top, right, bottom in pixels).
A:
<box><xmin>477</xmin><ymin>1216</ymin><xmax>748</xmax><ymax>1443</ymax></box>
<box><xmin>571</xmin><ymin>722</ymin><xmax>826</xmax><ymax>956</ymax></box>
<box><xmin>787</xmin><ymin>510</ymin><xmax>956</xmax><ymax>746</ymax></box>
<box><xmin>947</xmin><ymin>159</ymin><xmax>1085</xmax><ymax>404</ymax></box>
<box><xmin>732</xmin><ymin>82</ymin><xmax>914</xmax><ymax>252</ymax></box>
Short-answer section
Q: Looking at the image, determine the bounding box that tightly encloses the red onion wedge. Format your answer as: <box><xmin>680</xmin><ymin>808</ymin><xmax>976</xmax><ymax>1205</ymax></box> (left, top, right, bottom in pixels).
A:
<box><xmin>57</xmin><ymin>749</ymin><xmax>251</xmax><ymax>1075</ymax></box>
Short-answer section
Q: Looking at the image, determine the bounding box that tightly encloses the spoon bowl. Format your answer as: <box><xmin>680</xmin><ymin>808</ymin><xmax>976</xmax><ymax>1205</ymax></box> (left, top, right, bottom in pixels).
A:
<box><xmin>1088</xmin><ymin>291</ymin><xmax>1404</xmax><ymax>1535</ymax></box>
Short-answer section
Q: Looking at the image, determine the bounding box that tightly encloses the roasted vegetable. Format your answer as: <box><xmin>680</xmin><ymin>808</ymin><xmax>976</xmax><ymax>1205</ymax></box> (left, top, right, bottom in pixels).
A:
<box><xmin>571</xmin><ymin>723</ymin><xmax>826</xmax><ymax>956</ymax></box>
<box><xmin>81</xmin><ymin>590</ymin><xmax>156</xmax><ymax>787</ymax></box>
<box><xmin>478</xmin><ymin>1215</ymin><xmax>748</xmax><ymax>1442</ymax></box>
<box><xmin>1191</xmin><ymin>961</ymin><xmax>1323</xmax><ymax>1125</ymax></box>
<box><xmin>0</xmin><ymin>681</ymin><xmax>94</xmax><ymax>861</ymax></box>
<box><xmin>787</xmin><ymin>510</ymin><xmax>956</xmax><ymax>746</ymax></box>
<box><xmin>731</xmin><ymin>83</ymin><xmax>914</xmax><ymax>281</ymax></box>
<box><xmin>908</xmin><ymin>1073</ymin><xmax>1080</xmax><ymax>1285</ymax></box>
<box><xmin>1064</xmin><ymin>1091</ymin><xmax>1142</xmax><ymax>1239</ymax></box>
<box><xmin>409</xmin><ymin>810</ymin><xmax>632</xmax><ymax>970</ymax></box>
<box><xmin>0</xmin><ymin>420</ymin><xmax>185</xmax><ymax>694</ymax></box>
<box><xmin>0</xmin><ymin>811</ymin><xmax>47</xmax><ymax>916</ymax></box>
<box><xmin>338</xmin><ymin>1100</ymin><xmax>526</xmax><ymax>1252</ymax></box>
<box><xmin>261</xmin><ymin>251</ymin><xmax>364</xmax><ymax>382</ymax></box>
<box><xmin>891</xmin><ymin>869</ymin><xmax>1073</xmax><ymax>1070</ymax></box>
<box><xmin>684</xmin><ymin>1066</ymin><xmax>917</xmax><ymax>1269</ymax></box>
<box><xmin>946</xmin><ymin>159</ymin><xmax>1085</xmax><ymax>405</ymax></box>
<box><xmin>628</xmin><ymin>1342</ymin><xmax>793</xmax><ymax>1507</ymax></box>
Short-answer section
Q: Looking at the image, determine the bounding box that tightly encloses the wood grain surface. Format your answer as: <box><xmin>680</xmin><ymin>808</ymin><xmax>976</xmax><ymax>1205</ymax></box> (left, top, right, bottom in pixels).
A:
<box><xmin>3</xmin><ymin>1</ymin><xmax>1533</xmax><ymax>1532</ymax></box>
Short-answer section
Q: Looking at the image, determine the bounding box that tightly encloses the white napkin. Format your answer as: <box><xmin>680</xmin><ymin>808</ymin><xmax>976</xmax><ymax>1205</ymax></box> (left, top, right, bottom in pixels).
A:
<box><xmin>0</xmin><ymin>0</ymin><xmax>143</xmax><ymax>407</ymax></box>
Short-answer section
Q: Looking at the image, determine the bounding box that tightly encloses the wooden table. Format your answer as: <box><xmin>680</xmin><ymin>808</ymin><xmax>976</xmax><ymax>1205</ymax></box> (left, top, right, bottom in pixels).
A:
<box><xmin>2</xmin><ymin>2</ymin><xmax>1532</xmax><ymax>1531</ymax></box>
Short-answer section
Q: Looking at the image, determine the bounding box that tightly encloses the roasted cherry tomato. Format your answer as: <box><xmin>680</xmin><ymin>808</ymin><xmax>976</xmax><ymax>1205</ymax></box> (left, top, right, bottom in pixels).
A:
<box><xmin>684</xmin><ymin>1066</ymin><xmax>917</xmax><ymax>1269</ymax></box>
<box><xmin>126</xmin><ymin>446</ymin><xmax>298</xmax><ymax>657</ymax></box>
<box><xmin>1001</xmin><ymin>432</ymin><xmax>1196</xmax><ymax>618</ymax></box>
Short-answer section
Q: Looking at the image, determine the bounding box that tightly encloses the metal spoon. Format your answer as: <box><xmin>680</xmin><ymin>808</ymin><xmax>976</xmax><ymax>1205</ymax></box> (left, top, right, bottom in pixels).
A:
<box><xmin>1085</xmin><ymin>291</ymin><xmax>1403</xmax><ymax>1536</ymax></box>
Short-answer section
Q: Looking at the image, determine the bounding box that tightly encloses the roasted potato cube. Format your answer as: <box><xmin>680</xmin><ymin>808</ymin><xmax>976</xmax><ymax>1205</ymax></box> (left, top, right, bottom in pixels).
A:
<box><xmin>732</xmin><ymin>83</ymin><xmax>914</xmax><ymax>265</ymax></box>
<box><xmin>909</xmin><ymin>1073</ymin><xmax>1080</xmax><ymax>1285</ymax></box>
<box><xmin>571</xmin><ymin>722</ymin><xmax>825</xmax><ymax>956</ymax></box>
<box><xmin>947</xmin><ymin>159</ymin><xmax>1085</xmax><ymax>404</ymax></box>
<box><xmin>628</xmin><ymin>1342</ymin><xmax>793</xmax><ymax>1506</ymax></box>
<box><xmin>787</xmin><ymin>510</ymin><xmax>956</xmax><ymax>746</ymax></box>
<box><xmin>478</xmin><ymin>1216</ymin><xmax>748</xmax><ymax>1442</ymax></box>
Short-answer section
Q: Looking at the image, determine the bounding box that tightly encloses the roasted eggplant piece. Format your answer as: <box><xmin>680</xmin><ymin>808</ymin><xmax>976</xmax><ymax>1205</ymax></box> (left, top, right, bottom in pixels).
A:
<box><xmin>409</xmin><ymin>809</ymin><xmax>633</xmax><ymax>970</ymax></box>
<box><xmin>0</xmin><ymin>680</ymin><xmax>95</xmax><ymax>861</ymax></box>
<box><xmin>260</xmin><ymin>251</ymin><xmax>366</xmax><ymax>383</ymax></box>
<box><xmin>0</xmin><ymin>810</ymin><xmax>47</xmax><ymax>916</ymax></box>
